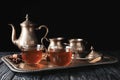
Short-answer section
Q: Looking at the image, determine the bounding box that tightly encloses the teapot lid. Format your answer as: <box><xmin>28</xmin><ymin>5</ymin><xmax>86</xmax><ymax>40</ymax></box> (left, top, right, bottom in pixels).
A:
<box><xmin>20</xmin><ymin>14</ymin><xmax>35</xmax><ymax>27</ymax></box>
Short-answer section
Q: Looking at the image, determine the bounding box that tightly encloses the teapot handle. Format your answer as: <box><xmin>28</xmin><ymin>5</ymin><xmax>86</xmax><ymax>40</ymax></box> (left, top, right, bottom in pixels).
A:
<box><xmin>36</xmin><ymin>25</ymin><xmax>49</xmax><ymax>49</ymax></box>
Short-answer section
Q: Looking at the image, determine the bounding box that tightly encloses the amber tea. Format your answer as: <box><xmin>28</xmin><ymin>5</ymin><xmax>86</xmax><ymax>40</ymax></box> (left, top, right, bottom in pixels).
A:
<box><xmin>49</xmin><ymin>51</ymin><xmax>72</xmax><ymax>66</ymax></box>
<box><xmin>22</xmin><ymin>50</ymin><xmax>42</xmax><ymax>64</ymax></box>
<box><xmin>21</xmin><ymin>44</ymin><xmax>44</xmax><ymax>65</ymax></box>
<box><xmin>49</xmin><ymin>48</ymin><xmax>72</xmax><ymax>66</ymax></box>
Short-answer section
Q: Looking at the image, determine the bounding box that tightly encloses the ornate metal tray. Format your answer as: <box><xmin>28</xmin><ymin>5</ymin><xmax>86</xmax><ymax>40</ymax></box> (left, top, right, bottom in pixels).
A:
<box><xmin>1</xmin><ymin>54</ymin><xmax>118</xmax><ymax>73</ymax></box>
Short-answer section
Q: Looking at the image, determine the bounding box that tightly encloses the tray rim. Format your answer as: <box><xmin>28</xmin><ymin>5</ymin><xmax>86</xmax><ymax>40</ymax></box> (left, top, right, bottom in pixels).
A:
<box><xmin>1</xmin><ymin>54</ymin><xmax>118</xmax><ymax>73</ymax></box>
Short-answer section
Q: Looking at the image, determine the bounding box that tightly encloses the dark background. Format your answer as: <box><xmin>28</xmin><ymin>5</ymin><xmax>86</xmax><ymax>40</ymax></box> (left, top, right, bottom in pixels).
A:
<box><xmin>0</xmin><ymin>1</ymin><xmax>119</xmax><ymax>52</ymax></box>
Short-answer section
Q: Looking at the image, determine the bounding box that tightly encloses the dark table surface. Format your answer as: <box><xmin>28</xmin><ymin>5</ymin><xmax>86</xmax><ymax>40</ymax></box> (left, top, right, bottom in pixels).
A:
<box><xmin>0</xmin><ymin>51</ymin><xmax>120</xmax><ymax>80</ymax></box>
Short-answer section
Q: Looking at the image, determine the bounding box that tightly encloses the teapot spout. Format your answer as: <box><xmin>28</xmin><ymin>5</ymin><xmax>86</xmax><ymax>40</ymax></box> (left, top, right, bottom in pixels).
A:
<box><xmin>8</xmin><ymin>24</ymin><xmax>18</xmax><ymax>46</ymax></box>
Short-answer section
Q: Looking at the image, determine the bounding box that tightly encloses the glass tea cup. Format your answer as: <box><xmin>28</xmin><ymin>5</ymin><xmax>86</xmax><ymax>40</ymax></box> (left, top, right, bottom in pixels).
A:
<box><xmin>21</xmin><ymin>44</ymin><xmax>44</xmax><ymax>65</ymax></box>
<box><xmin>48</xmin><ymin>45</ymin><xmax>72</xmax><ymax>66</ymax></box>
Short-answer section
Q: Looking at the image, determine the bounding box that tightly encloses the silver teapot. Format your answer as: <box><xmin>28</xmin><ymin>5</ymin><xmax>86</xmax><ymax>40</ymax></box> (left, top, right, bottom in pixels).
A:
<box><xmin>9</xmin><ymin>14</ymin><xmax>49</xmax><ymax>50</ymax></box>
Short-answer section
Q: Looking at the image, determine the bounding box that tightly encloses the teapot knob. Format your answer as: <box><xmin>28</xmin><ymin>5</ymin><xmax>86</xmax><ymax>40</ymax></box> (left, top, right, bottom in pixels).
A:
<box><xmin>25</xmin><ymin>14</ymin><xmax>29</xmax><ymax>21</ymax></box>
